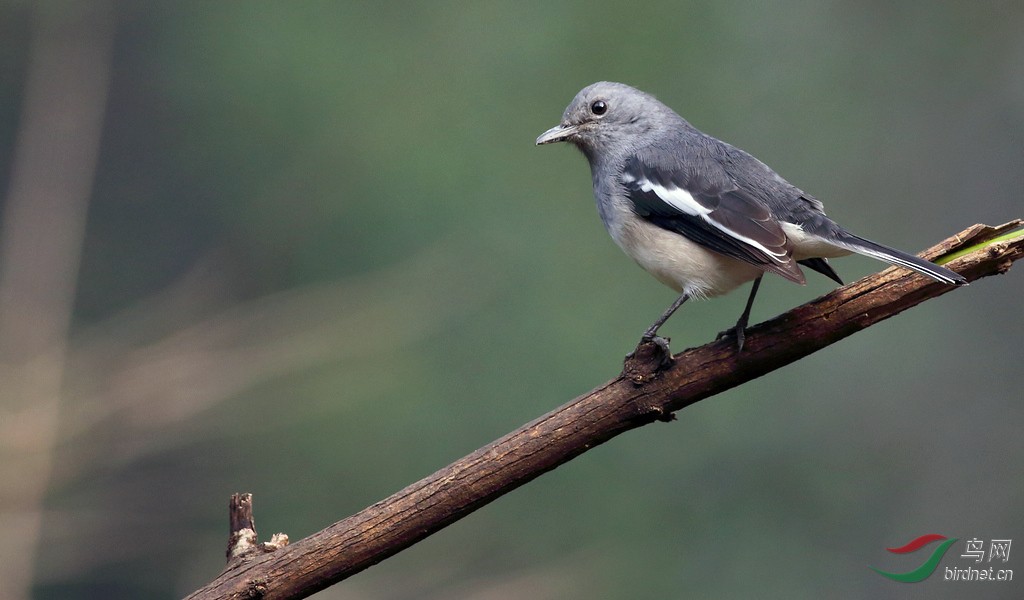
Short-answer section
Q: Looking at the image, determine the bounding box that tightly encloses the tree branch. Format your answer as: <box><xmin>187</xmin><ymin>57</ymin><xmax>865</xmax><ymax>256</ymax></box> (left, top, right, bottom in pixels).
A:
<box><xmin>186</xmin><ymin>221</ymin><xmax>1023</xmax><ymax>600</ymax></box>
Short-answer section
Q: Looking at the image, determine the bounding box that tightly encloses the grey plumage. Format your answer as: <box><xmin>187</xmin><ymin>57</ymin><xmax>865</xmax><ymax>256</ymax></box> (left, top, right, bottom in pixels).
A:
<box><xmin>536</xmin><ymin>81</ymin><xmax>965</xmax><ymax>349</ymax></box>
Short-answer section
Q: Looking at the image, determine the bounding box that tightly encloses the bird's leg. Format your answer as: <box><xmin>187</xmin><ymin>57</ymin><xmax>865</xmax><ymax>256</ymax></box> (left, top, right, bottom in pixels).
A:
<box><xmin>716</xmin><ymin>275</ymin><xmax>762</xmax><ymax>351</ymax></box>
<box><xmin>625</xmin><ymin>292</ymin><xmax>689</xmax><ymax>369</ymax></box>
<box><xmin>640</xmin><ymin>292</ymin><xmax>689</xmax><ymax>342</ymax></box>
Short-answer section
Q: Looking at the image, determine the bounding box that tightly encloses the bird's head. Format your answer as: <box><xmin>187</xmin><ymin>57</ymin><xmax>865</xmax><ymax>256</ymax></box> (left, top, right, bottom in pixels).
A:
<box><xmin>535</xmin><ymin>81</ymin><xmax>672</xmax><ymax>160</ymax></box>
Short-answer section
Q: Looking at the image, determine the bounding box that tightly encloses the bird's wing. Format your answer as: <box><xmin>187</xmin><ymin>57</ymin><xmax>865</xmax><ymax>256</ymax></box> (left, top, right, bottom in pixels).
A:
<box><xmin>621</xmin><ymin>153</ymin><xmax>806</xmax><ymax>283</ymax></box>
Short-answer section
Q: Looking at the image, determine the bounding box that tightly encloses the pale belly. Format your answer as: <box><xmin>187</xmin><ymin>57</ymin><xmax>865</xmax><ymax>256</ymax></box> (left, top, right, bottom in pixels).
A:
<box><xmin>611</xmin><ymin>216</ymin><xmax>765</xmax><ymax>299</ymax></box>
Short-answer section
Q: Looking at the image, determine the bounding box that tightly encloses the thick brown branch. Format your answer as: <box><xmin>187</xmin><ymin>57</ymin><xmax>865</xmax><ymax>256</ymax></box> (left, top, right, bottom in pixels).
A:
<box><xmin>186</xmin><ymin>221</ymin><xmax>1023</xmax><ymax>600</ymax></box>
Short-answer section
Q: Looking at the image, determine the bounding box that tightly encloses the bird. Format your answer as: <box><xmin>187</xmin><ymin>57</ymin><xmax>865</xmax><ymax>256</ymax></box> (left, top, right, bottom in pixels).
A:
<box><xmin>536</xmin><ymin>81</ymin><xmax>966</xmax><ymax>352</ymax></box>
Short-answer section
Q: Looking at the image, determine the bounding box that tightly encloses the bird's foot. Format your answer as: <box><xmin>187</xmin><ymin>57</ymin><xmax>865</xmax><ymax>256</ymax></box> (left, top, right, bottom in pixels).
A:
<box><xmin>715</xmin><ymin>324</ymin><xmax>747</xmax><ymax>352</ymax></box>
<box><xmin>624</xmin><ymin>335</ymin><xmax>674</xmax><ymax>382</ymax></box>
<box><xmin>642</xmin><ymin>334</ymin><xmax>673</xmax><ymax>362</ymax></box>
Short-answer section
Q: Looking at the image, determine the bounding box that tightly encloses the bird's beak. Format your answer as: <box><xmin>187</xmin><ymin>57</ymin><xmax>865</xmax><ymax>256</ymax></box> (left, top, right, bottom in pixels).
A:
<box><xmin>535</xmin><ymin>123</ymin><xmax>578</xmax><ymax>145</ymax></box>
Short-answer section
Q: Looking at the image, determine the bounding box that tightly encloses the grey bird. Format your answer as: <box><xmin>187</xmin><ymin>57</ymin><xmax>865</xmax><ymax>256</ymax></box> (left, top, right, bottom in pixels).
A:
<box><xmin>536</xmin><ymin>81</ymin><xmax>965</xmax><ymax>351</ymax></box>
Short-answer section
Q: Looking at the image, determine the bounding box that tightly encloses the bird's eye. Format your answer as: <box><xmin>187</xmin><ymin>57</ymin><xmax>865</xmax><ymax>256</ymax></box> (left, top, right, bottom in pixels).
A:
<box><xmin>590</xmin><ymin>100</ymin><xmax>607</xmax><ymax>116</ymax></box>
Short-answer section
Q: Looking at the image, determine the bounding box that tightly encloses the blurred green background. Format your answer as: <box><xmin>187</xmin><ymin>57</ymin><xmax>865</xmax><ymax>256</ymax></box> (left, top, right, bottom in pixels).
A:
<box><xmin>1</xmin><ymin>1</ymin><xmax>1021</xmax><ymax>599</ymax></box>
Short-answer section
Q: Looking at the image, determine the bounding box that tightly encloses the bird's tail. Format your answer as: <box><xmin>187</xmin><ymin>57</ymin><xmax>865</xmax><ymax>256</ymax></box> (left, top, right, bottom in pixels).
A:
<box><xmin>829</xmin><ymin>231</ymin><xmax>966</xmax><ymax>285</ymax></box>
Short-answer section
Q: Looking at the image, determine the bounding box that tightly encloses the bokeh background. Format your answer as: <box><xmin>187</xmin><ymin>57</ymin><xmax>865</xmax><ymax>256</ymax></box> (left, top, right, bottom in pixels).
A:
<box><xmin>1</xmin><ymin>2</ymin><xmax>1021</xmax><ymax>599</ymax></box>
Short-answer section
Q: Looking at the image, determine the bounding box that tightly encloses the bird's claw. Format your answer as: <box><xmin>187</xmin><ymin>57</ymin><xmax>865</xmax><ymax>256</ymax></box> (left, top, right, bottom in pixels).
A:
<box><xmin>644</xmin><ymin>334</ymin><xmax>673</xmax><ymax>361</ymax></box>
<box><xmin>625</xmin><ymin>335</ymin><xmax>674</xmax><ymax>372</ymax></box>
<box><xmin>715</xmin><ymin>325</ymin><xmax>747</xmax><ymax>352</ymax></box>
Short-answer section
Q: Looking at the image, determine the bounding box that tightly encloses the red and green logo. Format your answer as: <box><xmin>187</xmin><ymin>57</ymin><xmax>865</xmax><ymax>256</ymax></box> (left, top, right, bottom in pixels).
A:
<box><xmin>870</xmin><ymin>534</ymin><xmax>958</xmax><ymax>582</ymax></box>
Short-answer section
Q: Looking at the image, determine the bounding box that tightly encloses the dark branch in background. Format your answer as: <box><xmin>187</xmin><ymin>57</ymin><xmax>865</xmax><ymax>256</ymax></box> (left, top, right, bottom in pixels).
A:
<box><xmin>186</xmin><ymin>221</ymin><xmax>1024</xmax><ymax>600</ymax></box>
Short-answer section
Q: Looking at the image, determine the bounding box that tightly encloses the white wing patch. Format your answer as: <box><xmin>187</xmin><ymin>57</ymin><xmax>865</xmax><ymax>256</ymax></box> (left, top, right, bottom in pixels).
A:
<box><xmin>630</xmin><ymin>176</ymin><xmax>711</xmax><ymax>218</ymax></box>
<box><xmin>630</xmin><ymin>173</ymin><xmax>789</xmax><ymax>263</ymax></box>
